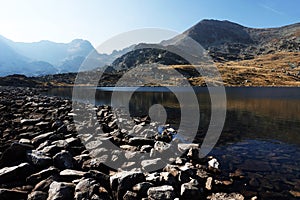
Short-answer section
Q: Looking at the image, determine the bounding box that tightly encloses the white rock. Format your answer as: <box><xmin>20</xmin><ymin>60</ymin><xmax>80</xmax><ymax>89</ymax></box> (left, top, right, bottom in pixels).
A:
<box><xmin>208</xmin><ymin>158</ymin><xmax>219</xmax><ymax>169</ymax></box>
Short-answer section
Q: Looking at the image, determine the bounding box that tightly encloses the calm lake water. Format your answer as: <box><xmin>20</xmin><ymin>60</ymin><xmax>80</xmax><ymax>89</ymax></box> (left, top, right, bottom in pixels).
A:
<box><xmin>47</xmin><ymin>87</ymin><xmax>300</xmax><ymax>199</ymax></box>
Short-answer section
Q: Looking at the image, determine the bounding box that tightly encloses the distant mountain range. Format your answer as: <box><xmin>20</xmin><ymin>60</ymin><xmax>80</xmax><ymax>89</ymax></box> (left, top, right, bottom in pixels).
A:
<box><xmin>113</xmin><ymin>20</ymin><xmax>300</xmax><ymax>68</ymax></box>
<box><xmin>0</xmin><ymin>19</ymin><xmax>299</xmax><ymax>76</ymax></box>
<box><xmin>0</xmin><ymin>36</ymin><xmax>133</xmax><ymax>76</ymax></box>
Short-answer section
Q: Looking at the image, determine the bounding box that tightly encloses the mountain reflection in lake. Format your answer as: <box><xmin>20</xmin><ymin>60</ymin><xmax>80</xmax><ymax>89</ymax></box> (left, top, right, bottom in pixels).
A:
<box><xmin>47</xmin><ymin>87</ymin><xmax>300</xmax><ymax>198</ymax></box>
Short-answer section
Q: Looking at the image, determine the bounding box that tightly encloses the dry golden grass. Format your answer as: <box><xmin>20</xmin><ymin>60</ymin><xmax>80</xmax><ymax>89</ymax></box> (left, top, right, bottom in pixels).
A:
<box><xmin>165</xmin><ymin>52</ymin><xmax>300</xmax><ymax>86</ymax></box>
<box><xmin>35</xmin><ymin>52</ymin><xmax>300</xmax><ymax>87</ymax></box>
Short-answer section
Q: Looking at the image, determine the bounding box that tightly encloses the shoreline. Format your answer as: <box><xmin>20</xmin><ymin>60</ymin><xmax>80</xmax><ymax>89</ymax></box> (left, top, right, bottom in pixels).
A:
<box><xmin>0</xmin><ymin>87</ymin><xmax>253</xmax><ymax>200</ymax></box>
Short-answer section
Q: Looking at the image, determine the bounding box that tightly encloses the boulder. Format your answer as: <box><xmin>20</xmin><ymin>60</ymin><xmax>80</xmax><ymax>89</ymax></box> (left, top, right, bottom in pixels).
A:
<box><xmin>0</xmin><ymin>162</ymin><xmax>32</xmax><ymax>184</ymax></box>
<box><xmin>110</xmin><ymin>171</ymin><xmax>145</xmax><ymax>200</ymax></box>
<box><xmin>0</xmin><ymin>142</ymin><xmax>34</xmax><ymax>167</ymax></box>
<box><xmin>59</xmin><ymin>169</ymin><xmax>87</xmax><ymax>180</ymax></box>
<box><xmin>147</xmin><ymin>185</ymin><xmax>175</xmax><ymax>200</ymax></box>
<box><xmin>19</xmin><ymin>138</ymin><xmax>31</xmax><ymax>145</ymax></box>
<box><xmin>85</xmin><ymin>170</ymin><xmax>110</xmax><ymax>190</ymax></box>
<box><xmin>132</xmin><ymin>182</ymin><xmax>154</xmax><ymax>198</ymax></box>
<box><xmin>74</xmin><ymin>178</ymin><xmax>99</xmax><ymax>200</ymax></box>
<box><xmin>123</xmin><ymin>191</ymin><xmax>138</xmax><ymax>200</ymax></box>
<box><xmin>154</xmin><ymin>141</ymin><xmax>171</xmax><ymax>152</ymax></box>
<box><xmin>28</xmin><ymin>191</ymin><xmax>48</xmax><ymax>200</ymax></box>
<box><xmin>27</xmin><ymin>167</ymin><xmax>59</xmax><ymax>185</ymax></box>
<box><xmin>181</xmin><ymin>179</ymin><xmax>203</xmax><ymax>200</ymax></box>
<box><xmin>26</xmin><ymin>150</ymin><xmax>52</xmax><ymax>168</ymax></box>
<box><xmin>32</xmin><ymin>132</ymin><xmax>55</xmax><ymax>145</ymax></box>
<box><xmin>141</xmin><ymin>158</ymin><xmax>165</xmax><ymax>172</ymax></box>
<box><xmin>53</xmin><ymin>151</ymin><xmax>74</xmax><ymax>169</ymax></box>
<box><xmin>47</xmin><ymin>181</ymin><xmax>75</xmax><ymax>200</ymax></box>
<box><xmin>32</xmin><ymin>177</ymin><xmax>56</xmax><ymax>192</ymax></box>
<box><xmin>177</xmin><ymin>143</ymin><xmax>199</xmax><ymax>152</ymax></box>
<box><xmin>0</xmin><ymin>188</ymin><xmax>27</xmax><ymax>200</ymax></box>
<box><xmin>20</xmin><ymin>118</ymin><xmax>41</xmax><ymax>125</ymax></box>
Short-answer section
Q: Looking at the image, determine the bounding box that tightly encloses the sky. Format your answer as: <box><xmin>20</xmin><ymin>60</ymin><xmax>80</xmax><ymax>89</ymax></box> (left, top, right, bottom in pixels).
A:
<box><xmin>0</xmin><ymin>0</ymin><xmax>299</xmax><ymax>53</ymax></box>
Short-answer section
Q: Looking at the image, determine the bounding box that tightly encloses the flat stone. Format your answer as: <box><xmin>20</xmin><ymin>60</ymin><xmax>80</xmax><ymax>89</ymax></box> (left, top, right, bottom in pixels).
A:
<box><xmin>60</xmin><ymin>169</ymin><xmax>87</xmax><ymax>178</ymax></box>
<box><xmin>36</xmin><ymin>121</ymin><xmax>50</xmax><ymax>128</ymax></box>
<box><xmin>82</xmin><ymin>158</ymin><xmax>111</xmax><ymax>174</ymax></box>
<box><xmin>32</xmin><ymin>177</ymin><xmax>55</xmax><ymax>192</ymax></box>
<box><xmin>47</xmin><ymin>181</ymin><xmax>75</xmax><ymax>200</ymax></box>
<box><xmin>27</xmin><ymin>167</ymin><xmax>59</xmax><ymax>185</ymax></box>
<box><xmin>20</xmin><ymin>118</ymin><xmax>41</xmax><ymax>125</ymax></box>
<box><xmin>26</xmin><ymin>150</ymin><xmax>52</xmax><ymax>167</ymax></box>
<box><xmin>140</xmin><ymin>145</ymin><xmax>152</xmax><ymax>152</ymax></box>
<box><xmin>120</xmin><ymin>145</ymin><xmax>138</xmax><ymax>151</ymax></box>
<box><xmin>123</xmin><ymin>191</ymin><xmax>138</xmax><ymax>200</ymax></box>
<box><xmin>141</xmin><ymin>158</ymin><xmax>165</xmax><ymax>172</ymax></box>
<box><xmin>0</xmin><ymin>189</ymin><xmax>28</xmax><ymax>200</ymax></box>
<box><xmin>154</xmin><ymin>141</ymin><xmax>171</xmax><ymax>152</ymax></box>
<box><xmin>32</xmin><ymin>132</ymin><xmax>55</xmax><ymax>145</ymax></box>
<box><xmin>147</xmin><ymin>185</ymin><xmax>175</xmax><ymax>200</ymax></box>
<box><xmin>208</xmin><ymin>192</ymin><xmax>244</xmax><ymax>200</ymax></box>
<box><xmin>73</xmin><ymin>154</ymin><xmax>91</xmax><ymax>167</ymax></box>
<box><xmin>51</xmin><ymin>140</ymin><xmax>68</xmax><ymax>148</ymax></box>
<box><xmin>19</xmin><ymin>138</ymin><xmax>31</xmax><ymax>145</ymax></box>
<box><xmin>133</xmin><ymin>124</ymin><xmax>144</xmax><ymax>133</ymax></box>
<box><xmin>65</xmin><ymin>137</ymin><xmax>81</xmax><ymax>146</ymax></box>
<box><xmin>28</xmin><ymin>191</ymin><xmax>48</xmax><ymax>200</ymax></box>
<box><xmin>206</xmin><ymin>177</ymin><xmax>213</xmax><ymax>190</ymax></box>
<box><xmin>41</xmin><ymin>144</ymin><xmax>63</xmax><ymax>156</ymax></box>
<box><xmin>0</xmin><ymin>162</ymin><xmax>32</xmax><ymax>184</ymax></box>
<box><xmin>290</xmin><ymin>190</ymin><xmax>300</xmax><ymax>198</ymax></box>
<box><xmin>178</xmin><ymin>143</ymin><xmax>199</xmax><ymax>152</ymax></box>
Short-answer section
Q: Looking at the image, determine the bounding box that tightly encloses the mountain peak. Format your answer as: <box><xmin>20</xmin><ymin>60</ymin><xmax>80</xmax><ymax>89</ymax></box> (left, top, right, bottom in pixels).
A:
<box><xmin>197</xmin><ymin>19</ymin><xmax>244</xmax><ymax>27</ymax></box>
<box><xmin>70</xmin><ymin>39</ymin><xmax>91</xmax><ymax>44</ymax></box>
<box><xmin>181</xmin><ymin>19</ymin><xmax>253</xmax><ymax>49</ymax></box>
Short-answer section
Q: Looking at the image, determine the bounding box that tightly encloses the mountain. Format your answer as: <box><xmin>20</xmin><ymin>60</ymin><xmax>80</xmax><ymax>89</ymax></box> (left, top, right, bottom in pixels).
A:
<box><xmin>0</xmin><ymin>36</ymin><xmax>58</xmax><ymax>76</ymax></box>
<box><xmin>112</xmin><ymin>20</ymin><xmax>300</xmax><ymax>68</ymax></box>
<box><xmin>9</xmin><ymin>39</ymin><xmax>95</xmax><ymax>66</ymax></box>
<box><xmin>1</xmin><ymin>19</ymin><xmax>299</xmax><ymax>77</ymax></box>
<box><xmin>0</xmin><ymin>36</ymin><xmax>134</xmax><ymax>76</ymax></box>
<box><xmin>179</xmin><ymin>19</ymin><xmax>300</xmax><ymax>61</ymax></box>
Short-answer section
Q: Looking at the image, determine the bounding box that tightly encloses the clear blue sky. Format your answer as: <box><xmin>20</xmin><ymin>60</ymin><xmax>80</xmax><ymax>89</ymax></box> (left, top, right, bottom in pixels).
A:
<box><xmin>0</xmin><ymin>0</ymin><xmax>299</xmax><ymax>52</ymax></box>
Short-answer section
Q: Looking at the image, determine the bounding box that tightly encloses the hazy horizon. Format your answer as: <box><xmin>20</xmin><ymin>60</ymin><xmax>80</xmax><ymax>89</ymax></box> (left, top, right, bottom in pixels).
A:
<box><xmin>1</xmin><ymin>0</ymin><xmax>299</xmax><ymax>53</ymax></box>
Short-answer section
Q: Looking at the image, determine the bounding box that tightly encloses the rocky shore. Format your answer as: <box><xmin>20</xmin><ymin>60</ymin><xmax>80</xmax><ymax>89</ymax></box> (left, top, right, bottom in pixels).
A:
<box><xmin>0</xmin><ymin>87</ymin><xmax>252</xmax><ymax>200</ymax></box>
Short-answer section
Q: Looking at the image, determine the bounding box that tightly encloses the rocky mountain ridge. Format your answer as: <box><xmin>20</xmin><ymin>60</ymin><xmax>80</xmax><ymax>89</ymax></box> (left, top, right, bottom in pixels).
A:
<box><xmin>112</xmin><ymin>20</ymin><xmax>300</xmax><ymax>68</ymax></box>
<box><xmin>0</xmin><ymin>36</ymin><xmax>133</xmax><ymax>76</ymax></box>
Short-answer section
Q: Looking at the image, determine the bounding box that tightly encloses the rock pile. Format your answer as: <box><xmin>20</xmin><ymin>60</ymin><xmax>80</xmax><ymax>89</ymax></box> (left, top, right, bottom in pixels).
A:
<box><xmin>0</xmin><ymin>87</ymin><xmax>247</xmax><ymax>200</ymax></box>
